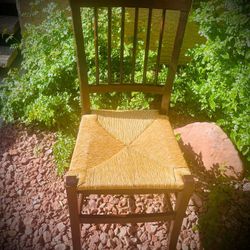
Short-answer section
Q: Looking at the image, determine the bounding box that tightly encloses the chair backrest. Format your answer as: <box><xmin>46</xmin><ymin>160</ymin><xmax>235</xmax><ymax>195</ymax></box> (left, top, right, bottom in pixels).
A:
<box><xmin>69</xmin><ymin>0</ymin><xmax>192</xmax><ymax>114</ymax></box>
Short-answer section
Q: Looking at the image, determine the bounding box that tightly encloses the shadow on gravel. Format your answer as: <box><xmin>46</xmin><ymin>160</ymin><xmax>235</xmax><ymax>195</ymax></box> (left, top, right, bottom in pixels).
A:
<box><xmin>0</xmin><ymin>124</ymin><xmax>19</xmax><ymax>159</ymax></box>
<box><xmin>178</xmin><ymin>139</ymin><xmax>250</xmax><ymax>250</ymax></box>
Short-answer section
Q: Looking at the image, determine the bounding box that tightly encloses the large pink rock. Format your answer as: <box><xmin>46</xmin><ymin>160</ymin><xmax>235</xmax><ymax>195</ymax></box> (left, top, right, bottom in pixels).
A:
<box><xmin>174</xmin><ymin>122</ymin><xmax>244</xmax><ymax>179</ymax></box>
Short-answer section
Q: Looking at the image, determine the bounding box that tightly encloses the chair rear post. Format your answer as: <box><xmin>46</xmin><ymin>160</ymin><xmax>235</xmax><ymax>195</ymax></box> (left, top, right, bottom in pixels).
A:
<box><xmin>155</xmin><ymin>9</ymin><xmax>166</xmax><ymax>84</ymax></box>
<box><xmin>160</xmin><ymin>10</ymin><xmax>189</xmax><ymax>114</ymax></box>
<box><xmin>69</xmin><ymin>1</ymin><xmax>91</xmax><ymax>114</ymax></box>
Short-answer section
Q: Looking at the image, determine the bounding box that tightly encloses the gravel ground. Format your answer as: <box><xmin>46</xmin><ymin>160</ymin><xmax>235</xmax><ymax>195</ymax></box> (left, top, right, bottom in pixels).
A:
<box><xmin>0</xmin><ymin>124</ymin><xmax>249</xmax><ymax>250</ymax></box>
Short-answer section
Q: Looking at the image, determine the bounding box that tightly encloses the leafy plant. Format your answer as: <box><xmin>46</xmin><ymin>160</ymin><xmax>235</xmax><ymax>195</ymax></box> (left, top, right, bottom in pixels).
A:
<box><xmin>0</xmin><ymin>3</ymin><xmax>167</xmax><ymax>130</ymax></box>
<box><xmin>199</xmin><ymin>177</ymin><xmax>250</xmax><ymax>250</ymax></box>
<box><xmin>52</xmin><ymin>132</ymin><xmax>76</xmax><ymax>176</ymax></box>
<box><xmin>171</xmin><ymin>0</ymin><xmax>250</xmax><ymax>163</ymax></box>
<box><xmin>0</xmin><ymin>3</ymin><xmax>79</xmax><ymax>130</ymax></box>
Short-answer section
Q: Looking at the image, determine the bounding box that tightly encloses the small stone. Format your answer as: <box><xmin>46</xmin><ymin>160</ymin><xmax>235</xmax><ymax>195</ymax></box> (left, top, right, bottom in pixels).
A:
<box><xmin>140</xmin><ymin>232</ymin><xmax>148</xmax><ymax>242</ymax></box>
<box><xmin>23</xmin><ymin>216</ymin><xmax>33</xmax><ymax>226</ymax></box>
<box><xmin>34</xmin><ymin>204</ymin><xmax>40</xmax><ymax>210</ymax></box>
<box><xmin>54</xmin><ymin>234</ymin><xmax>62</xmax><ymax>243</ymax></box>
<box><xmin>190</xmin><ymin>240</ymin><xmax>196</xmax><ymax>249</ymax></box>
<box><xmin>141</xmin><ymin>243</ymin><xmax>150</xmax><ymax>250</ymax></box>
<box><xmin>62</xmin><ymin>235</ymin><xmax>69</xmax><ymax>245</ymax></box>
<box><xmin>154</xmin><ymin>241</ymin><xmax>162</xmax><ymax>249</ymax></box>
<box><xmin>100</xmin><ymin>232</ymin><xmax>108</xmax><ymax>245</ymax></box>
<box><xmin>182</xmin><ymin>242</ymin><xmax>189</xmax><ymax>250</ymax></box>
<box><xmin>17</xmin><ymin>190</ymin><xmax>23</xmax><ymax>196</ymax></box>
<box><xmin>43</xmin><ymin>231</ymin><xmax>51</xmax><ymax>243</ymax></box>
<box><xmin>182</xmin><ymin>217</ymin><xmax>188</xmax><ymax>229</ymax></box>
<box><xmin>91</xmin><ymin>231</ymin><xmax>100</xmax><ymax>244</ymax></box>
<box><xmin>118</xmin><ymin>227</ymin><xmax>127</xmax><ymax>238</ymax></box>
<box><xmin>161</xmin><ymin>239</ymin><xmax>168</xmax><ymax>246</ymax></box>
<box><xmin>25</xmin><ymin>227</ymin><xmax>33</xmax><ymax>235</ymax></box>
<box><xmin>145</xmin><ymin>224</ymin><xmax>157</xmax><ymax>234</ymax></box>
<box><xmin>9</xmin><ymin>149</ymin><xmax>18</xmax><ymax>156</ymax></box>
<box><xmin>21</xmin><ymin>158</ymin><xmax>30</xmax><ymax>165</ymax></box>
<box><xmin>107</xmin><ymin>239</ymin><xmax>114</xmax><ymax>248</ymax></box>
<box><xmin>102</xmin><ymin>224</ymin><xmax>110</xmax><ymax>233</ymax></box>
<box><xmin>55</xmin><ymin>243</ymin><xmax>66</xmax><ymax>250</ymax></box>
<box><xmin>124</xmin><ymin>236</ymin><xmax>134</xmax><ymax>246</ymax></box>
<box><xmin>89</xmin><ymin>199</ymin><xmax>97</xmax><ymax>209</ymax></box>
<box><xmin>243</xmin><ymin>182</ymin><xmax>250</xmax><ymax>192</ymax></box>
<box><xmin>8</xmin><ymin>230</ymin><xmax>16</xmax><ymax>237</ymax></box>
<box><xmin>146</xmin><ymin>207</ymin><xmax>155</xmax><ymax>213</ymax></box>
<box><xmin>45</xmin><ymin>149</ymin><xmax>53</xmax><ymax>156</ymax></box>
<box><xmin>189</xmin><ymin>211</ymin><xmax>196</xmax><ymax>222</ymax></box>
<box><xmin>176</xmin><ymin>242</ymin><xmax>182</xmax><ymax>250</ymax></box>
<box><xmin>57</xmin><ymin>222</ymin><xmax>66</xmax><ymax>232</ymax></box>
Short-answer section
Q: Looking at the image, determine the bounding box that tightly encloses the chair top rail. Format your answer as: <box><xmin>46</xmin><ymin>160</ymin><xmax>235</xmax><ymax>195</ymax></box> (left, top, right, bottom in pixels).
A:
<box><xmin>71</xmin><ymin>0</ymin><xmax>192</xmax><ymax>11</ymax></box>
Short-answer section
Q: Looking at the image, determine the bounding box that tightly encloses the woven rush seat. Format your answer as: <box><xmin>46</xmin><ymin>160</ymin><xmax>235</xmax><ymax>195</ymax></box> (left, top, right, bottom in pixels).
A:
<box><xmin>67</xmin><ymin>110</ymin><xmax>190</xmax><ymax>191</ymax></box>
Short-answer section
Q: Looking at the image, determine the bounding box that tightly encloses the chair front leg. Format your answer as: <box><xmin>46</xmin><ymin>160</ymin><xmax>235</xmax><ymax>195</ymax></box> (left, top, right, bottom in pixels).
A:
<box><xmin>168</xmin><ymin>175</ymin><xmax>194</xmax><ymax>250</ymax></box>
<box><xmin>65</xmin><ymin>176</ymin><xmax>81</xmax><ymax>250</ymax></box>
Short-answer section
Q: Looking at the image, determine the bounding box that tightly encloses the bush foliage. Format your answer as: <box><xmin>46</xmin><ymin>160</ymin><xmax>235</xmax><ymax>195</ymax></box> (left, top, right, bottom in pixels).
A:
<box><xmin>0</xmin><ymin>4</ymin><xmax>79</xmax><ymax>130</ymax></box>
<box><xmin>172</xmin><ymin>0</ymin><xmax>250</xmax><ymax>162</ymax></box>
<box><xmin>0</xmin><ymin>3</ymin><xmax>167</xmax><ymax>130</ymax></box>
<box><xmin>0</xmin><ymin>0</ymin><xmax>249</xmax><ymax>174</ymax></box>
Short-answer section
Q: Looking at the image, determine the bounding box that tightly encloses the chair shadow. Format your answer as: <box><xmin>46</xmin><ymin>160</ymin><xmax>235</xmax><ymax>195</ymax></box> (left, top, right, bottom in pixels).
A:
<box><xmin>0</xmin><ymin>123</ymin><xmax>19</xmax><ymax>161</ymax></box>
<box><xmin>178</xmin><ymin>138</ymin><xmax>250</xmax><ymax>250</ymax></box>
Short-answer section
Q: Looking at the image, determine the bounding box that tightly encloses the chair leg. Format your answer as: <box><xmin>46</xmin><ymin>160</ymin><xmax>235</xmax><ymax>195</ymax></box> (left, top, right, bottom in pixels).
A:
<box><xmin>128</xmin><ymin>195</ymin><xmax>136</xmax><ymax>213</ymax></box>
<box><xmin>168</xmin><ymin>175</ymin><xmax>194</xmax><ymax>250</ymax></box>
<box><xmin>65</xmin><ymin>176</ymin><xmax>81</xmax><ymax>250</ymax></box>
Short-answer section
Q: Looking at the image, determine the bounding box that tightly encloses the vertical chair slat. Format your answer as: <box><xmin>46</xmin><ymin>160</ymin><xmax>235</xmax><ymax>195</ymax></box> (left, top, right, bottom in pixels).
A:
<box><xmin>69</xmin><ymin>3</ymin><xmax>90</xmax><ymax>114</ymax></box>
<box><xmin>108</xmin><ymin>7</ymin><xmax>112</xmax><ymax>84</ymax></box>
<box><xmin>94</xmin><ymin>7</ymin><xmax>99</xmax><ymax>84</ymax></box>
<box><xmin>142</xmin><ymin>8</ymin><xmax>152</xmax><ymax>83</ymax></box>
<box><xmin>131</xmin><ymin>7</ymin><xmax>139</xmax><ymax>83</ymax></box>
<box><xmin>160</xmin><ymin>11</ymin><xmax>189</xmax><ymax>114</ymax></box>
<box><xmin>120</xmin><ymin>7</ymin><xmax>125</xmax><ymax>83</ymax></box>
<box><xmin>155</xmin><ymin>9</ymin><xmax>166</xmax><ymax>84</ymax></box>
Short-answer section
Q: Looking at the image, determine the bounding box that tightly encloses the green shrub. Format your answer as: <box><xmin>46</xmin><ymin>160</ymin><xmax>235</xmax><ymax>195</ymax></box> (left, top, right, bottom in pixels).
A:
<box><xmin>172</xmin><ymin>0</ymin><xmax>250</xmax><ymax>162</ymax></box>
<box><xmin>0</xmin><ymin>3</ymin><xmax>167</xmax><ymax>131</ymax></box>
<box><xmin>199</xmin><ymin>177</ymin><xmax>250</xmax><ymax>250</ymax></box>
<box><xmin>52</xmin><ymin>132</ymin><xmax>76</xmax><ymax>176</ymax></box>
<box><xmin>0</xmin><ymin>4</ymin><xmax>79</xmax><ymax>130</ymax></box>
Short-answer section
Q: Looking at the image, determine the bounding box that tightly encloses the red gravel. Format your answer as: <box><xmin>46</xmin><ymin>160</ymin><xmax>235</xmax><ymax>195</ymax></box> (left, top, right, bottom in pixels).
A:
<box><xmin>0</xmin><ymin>124</ymin><xmax>205</xmax><ymax>250</ymax></box>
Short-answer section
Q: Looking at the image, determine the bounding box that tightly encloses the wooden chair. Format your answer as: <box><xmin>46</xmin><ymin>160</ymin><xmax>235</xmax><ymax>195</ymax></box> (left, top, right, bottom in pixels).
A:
<box><xmin>66</xmin><ymin>0</ymin><xmax>194</xmax><ymax>249</ymax></box>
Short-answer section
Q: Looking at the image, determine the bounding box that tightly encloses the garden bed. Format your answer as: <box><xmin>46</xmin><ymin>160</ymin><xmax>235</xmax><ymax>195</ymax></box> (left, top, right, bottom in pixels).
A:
<box><xmin>1</xmin><ymin>123</ymin><xmax>249</xmax><ymax>249</ymax></box>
